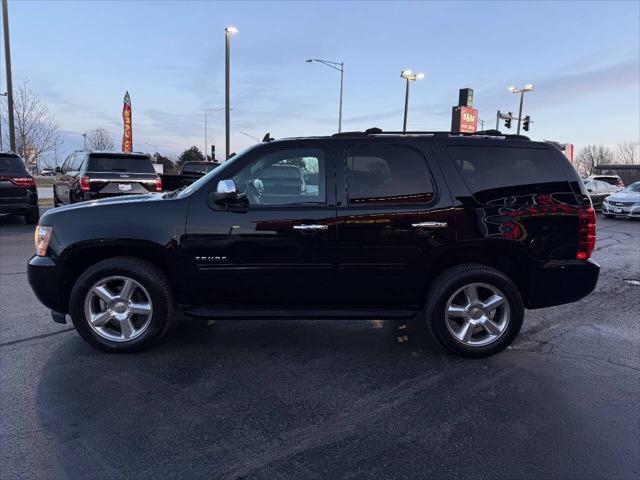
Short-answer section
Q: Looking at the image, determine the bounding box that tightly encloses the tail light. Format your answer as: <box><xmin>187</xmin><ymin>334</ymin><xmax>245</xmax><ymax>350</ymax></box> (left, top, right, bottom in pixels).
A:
<box><xmin>79</xmin><ymin>176</ymin><xmax>90</xmax><ymax>192</ymax></box>
<box><xmin>577</xmin><ymin>206</ymin><xmax>596</xmax><ymax>260</ymax></box>
<box><xmin>6</xmin><ymin>176</ymin><xmax>35</xmax><ymax>187</ymax></box>
<box><xmin>155</xmin><ymin>177</ymin><xmax>162</xmax><ymax>192</ymax></box>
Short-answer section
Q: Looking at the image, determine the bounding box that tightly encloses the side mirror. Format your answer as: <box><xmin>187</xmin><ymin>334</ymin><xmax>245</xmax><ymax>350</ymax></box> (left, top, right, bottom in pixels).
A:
<box><xmin>587</xmin><ymin>188</ymin><xmax>594</xmax><ymax>193</ymax></box>
<box><xmin>55</xmin><ymin>166</ymin><xmax>62</xmax><ymax>173</ymax></box>
<box><xmin>210</xmin><ymin>179</ymin><xmax>238</xmax><ymax>205</ymax></box>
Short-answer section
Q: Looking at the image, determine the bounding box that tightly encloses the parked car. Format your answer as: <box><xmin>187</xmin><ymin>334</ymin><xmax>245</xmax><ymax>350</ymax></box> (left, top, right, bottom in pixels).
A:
<box><xmin>53</xmin><ymin>151</ymin><xmax>161</xmax><ymax>206</ymax></box>
<box><xmin>160</xmin><ymin>161</ymin><xmax>220</xmax><ymax>192</ymax></box>
<box><xmin>0</xmin><ymin>152</ymin><xmax>39</xmax><ymax>224</ymax></box>
<box><xmin>583</xmin><ymin>179</ymin><xmax>614</xmax><ymax>210</ymax></box>
<box><xmin>28</xmin><ymin>130</ymin><xmax>599</xmax><ymax>357</ymax></box>
<box><xmin>40</xmin><ymin>168</ymin><xmax>55</xmax><ymax>176</ymax></box>
<box><xmin>601</xmin><ymin>181</ymin><xmax>640</xmax><ymax>219</ymax></box>
<box><xmin>583</xmin><ymin>174</ymin><xmax>624</xmax><ymax>191</ymax></box>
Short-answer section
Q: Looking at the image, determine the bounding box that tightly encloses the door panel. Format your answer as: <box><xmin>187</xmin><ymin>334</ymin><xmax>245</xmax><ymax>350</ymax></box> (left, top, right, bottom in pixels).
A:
<box><xmin>333</xmin><ymin>142</ymin><xmax>455</xmax><ymax>307</ymax></box>
<box><xmin>182</xmin><ymin>140</ymin><xmax>338</xmax><ymax>306</ymax></box>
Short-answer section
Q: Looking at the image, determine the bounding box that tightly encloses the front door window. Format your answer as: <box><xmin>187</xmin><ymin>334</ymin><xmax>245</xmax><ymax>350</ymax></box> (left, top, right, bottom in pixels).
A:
<box><xmin>232</xmin><ymin>148</ymin><xmax>326</xmax><ymax>206</ymax></box>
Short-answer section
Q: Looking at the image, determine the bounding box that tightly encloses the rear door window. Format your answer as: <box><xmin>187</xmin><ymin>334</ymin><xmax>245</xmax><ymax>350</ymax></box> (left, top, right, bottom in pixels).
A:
<box><xmin>447</xmin><ymin>145</ymin><xmax>566</xmax><ymax>203</ymax></box>
<box><xmin>87</xmin><ymin>154</ymin><xmax>155</xmax><ymax>173</ymax></box>
<box><xmin>345</xmin><ymin>145</ymin><xmax>434</xmax><ymax>205</ymax></box>
<box><xmin>0</xmin><ymin>155</ymin><xmax>27</xmax><ymax>174</ymax></box>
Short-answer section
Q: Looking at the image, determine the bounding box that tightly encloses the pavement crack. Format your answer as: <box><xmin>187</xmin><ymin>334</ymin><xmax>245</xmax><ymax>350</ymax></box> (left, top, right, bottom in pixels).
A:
<box><xmin>0</xmin><ymin>327</ymin><xmax>75</xmax><ymax>347</ymax></box>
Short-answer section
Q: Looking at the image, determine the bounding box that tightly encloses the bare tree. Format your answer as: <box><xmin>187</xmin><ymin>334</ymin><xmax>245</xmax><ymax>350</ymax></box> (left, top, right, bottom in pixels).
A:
<box><xmin>574</xmin><ymin>144</ymin><xmax>614</xmax><ymax>176</ymax></box>
<box><xmin>87</xmin><ymin>127</ymin><xmax>115</xmax><ymax>151</ymax></box>
<box><xmin>5</xmin><ymin>79</ymin><xmax>62</xmax><ymax>172</ymax></box>
<box><xmin>615</xmin><ymin>141</ymin><xmax>638</xmax><ymax>165</ymax></box>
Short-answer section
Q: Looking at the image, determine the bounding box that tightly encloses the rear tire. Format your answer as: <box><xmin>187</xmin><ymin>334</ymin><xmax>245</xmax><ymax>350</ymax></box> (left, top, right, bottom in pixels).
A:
<box><xmin>25</xmin><ymin>208</ymin><xmax>40</xmax><ymax>225</ymax></box>
<box><xmin>425</xmin><ymin>263</ymin><xmax>524</xmax><ymax>358</ymax></box>
<box><xmin>68</xmin><ymin>257</ymin><xmax>175</xmax><ymax>353</ymax></box>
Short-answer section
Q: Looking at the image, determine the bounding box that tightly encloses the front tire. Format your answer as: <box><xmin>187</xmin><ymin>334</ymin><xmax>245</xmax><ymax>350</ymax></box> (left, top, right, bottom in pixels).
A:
<box><xmin>69</xmin><ymin>257</ymin><xmax>175</xmax><ymax>352</ymax></box>
<box><xmin>425</xmin><ymin>264</ymin><xmax>524</xmax><ymax>358</ymax></box>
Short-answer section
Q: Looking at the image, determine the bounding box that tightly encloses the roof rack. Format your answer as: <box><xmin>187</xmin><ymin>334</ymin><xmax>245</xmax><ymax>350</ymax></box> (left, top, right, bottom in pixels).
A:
<box><xmin>331</xmin><ymin>128</ymin><xmax>530</xmax><ymax>141</ymax></box>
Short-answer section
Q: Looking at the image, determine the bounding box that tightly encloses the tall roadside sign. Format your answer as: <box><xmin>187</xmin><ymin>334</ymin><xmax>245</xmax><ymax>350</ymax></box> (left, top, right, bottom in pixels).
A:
<box><xmin>451</xmin><ymin>88</ymin><xmax>478</xmax><ymax>133</ymax></box>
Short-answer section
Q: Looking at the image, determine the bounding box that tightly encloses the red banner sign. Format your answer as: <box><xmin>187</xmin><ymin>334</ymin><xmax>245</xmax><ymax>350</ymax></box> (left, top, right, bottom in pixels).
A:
<box><xmin>122</xmin><ymin>91</ymin><xmax>132</xmax><ymax>152</ymax></box>
<box><xmin>451</xmin><ymin>106</ymin><xmax>478</xmax><ymax>133</ymax></box>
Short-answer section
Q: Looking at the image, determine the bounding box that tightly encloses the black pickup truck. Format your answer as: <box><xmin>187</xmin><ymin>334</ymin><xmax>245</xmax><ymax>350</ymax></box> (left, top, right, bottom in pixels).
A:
<box><xmin>161</xmin><ymin>161</ymin><xmax>220</xmax><ymax>191</ymax></box>
<box><xmin>28</xmin><ymin>129</ymin><xmax>599</xmax><ymax>357</ymax></box>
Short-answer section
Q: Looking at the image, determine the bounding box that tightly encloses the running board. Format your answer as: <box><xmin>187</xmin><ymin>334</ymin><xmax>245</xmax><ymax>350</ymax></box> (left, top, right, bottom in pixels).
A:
<box><xmin>183</xmin><ymin>306</ymin><xmax>418</xmax><ymax>320</ymax></box>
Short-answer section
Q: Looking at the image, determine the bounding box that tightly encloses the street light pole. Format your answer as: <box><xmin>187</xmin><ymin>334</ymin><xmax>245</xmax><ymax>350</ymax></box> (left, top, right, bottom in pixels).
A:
<box><xmin>305</xmin><ymin>59</ymin><xmax>344</xmax><ymax>133</ymax></box>
<box><xmin>0</xmin><ymin>92</ymin><xmax>6</xmax><ymax>151</ymax></box>
<box><xmin>225</xmin><ymin>26</ymin><xmax>238</xmax><ymax>160</ymax></box>
<box><xmin>205</xmin><ymin>107</ymin><xmax>226</xmax><ymax>161</ymax></box>
<box><xmin>508</xmin><ymin>84</ymin><xmax>534</xmax><ymax>135</ymax></box>
<box><xmin>400</xmin><ymin>70</ymin><xmax>424</xmax><ymax>133</ymax></box>
<box><xmin>2</xmin><ymin>0</ymin><xmax>15</xmax><ymax>152</ymax></box>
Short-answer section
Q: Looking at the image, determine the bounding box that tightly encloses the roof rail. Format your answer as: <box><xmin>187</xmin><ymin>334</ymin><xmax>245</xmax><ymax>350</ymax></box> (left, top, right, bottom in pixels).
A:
<box><xmin>331</xmin><ymin>128</ymin><xmax>530</xmax><ymax>141</ymax></box>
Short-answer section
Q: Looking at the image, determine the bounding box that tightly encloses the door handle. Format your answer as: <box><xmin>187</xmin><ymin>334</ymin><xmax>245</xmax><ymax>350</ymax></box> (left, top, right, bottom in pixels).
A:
<box><xmin>411</xmin><ymin>221</ymin><xmax>448</xmax><ymax>228</ymax></box>
<box><xmin>293</xmin><ymin>224</ymin><xmax>328</xmax><ymax>231</ymax></box>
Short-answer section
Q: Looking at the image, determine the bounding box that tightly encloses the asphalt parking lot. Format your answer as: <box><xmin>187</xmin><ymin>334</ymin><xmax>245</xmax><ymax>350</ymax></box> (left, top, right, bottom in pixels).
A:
<box><xmin>1</xmin><ymin>211</ymin><xmax>638</xmax><ymax>480</ymax></box>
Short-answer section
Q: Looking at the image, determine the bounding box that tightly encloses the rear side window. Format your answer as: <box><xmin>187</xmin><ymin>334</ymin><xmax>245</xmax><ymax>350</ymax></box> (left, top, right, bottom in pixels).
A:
<box><xmin>87</xmin><ymin>154</ymin><xmax>155</xmax><ymax>173</ymax></box>
<box><xmin>346</xmin><ymin>145</ymin><xmax>433</xmax><ymax>205</ymax></box>
<box><xmin>0</xmin><ymin>155</ymin><xmax>26</xmax><ymax>174</ymax></box>
<box><xmin>448</xmin><ymin>145</ymin><xmax>566</xmax><ymax>202</ymax></box>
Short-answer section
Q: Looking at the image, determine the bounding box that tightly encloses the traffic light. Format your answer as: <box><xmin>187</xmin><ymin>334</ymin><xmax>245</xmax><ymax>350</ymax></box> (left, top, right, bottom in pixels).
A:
<box><xmin>505</xmin><ymin>112</ymin><xmax>512</xmax><ymax>129</ymax></box>
<box><xmin>211</xmin><ymin>144</ymin><xmax>216</xmax><ymax>160</ymax></box>
<box><xmin>523</xmin><ymin>115</ymin><xmax>531</xmax><ymax>132</ymax></box>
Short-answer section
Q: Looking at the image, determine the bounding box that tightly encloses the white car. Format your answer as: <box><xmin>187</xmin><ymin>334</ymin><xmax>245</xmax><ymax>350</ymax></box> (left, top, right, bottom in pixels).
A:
<box><xmin>583</xmin><ymin>175</ymin><xmax>624</xmax><ymax>192</ymax></box>
<box><xmin>602</xmin><ymin>181</ymin><xmax>640</xmax><ymax>219</ymax></box>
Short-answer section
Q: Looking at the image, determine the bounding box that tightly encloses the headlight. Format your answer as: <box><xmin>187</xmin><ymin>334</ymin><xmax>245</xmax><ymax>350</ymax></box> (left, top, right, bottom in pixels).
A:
<box><xmin>34</xmin><ymin>225</ymin><xmax>53</xmax><ymax>257</ymax></box>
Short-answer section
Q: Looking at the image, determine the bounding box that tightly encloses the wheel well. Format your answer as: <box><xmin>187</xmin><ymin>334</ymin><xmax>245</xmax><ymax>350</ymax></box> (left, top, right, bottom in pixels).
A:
<box><xmin>59</xmin><ymin>244</ymin><xmax>175</xmax><ymax>311</ymax></box>
<box><xmin>429</xmin><ymin>248</ymin><xmax>529</xmax><ymax>300</ymax></box>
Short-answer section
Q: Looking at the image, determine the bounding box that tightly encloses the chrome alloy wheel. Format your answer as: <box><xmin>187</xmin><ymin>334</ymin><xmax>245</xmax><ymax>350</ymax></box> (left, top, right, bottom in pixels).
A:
<box><xmin>445</xmin><ymin>282</ymin><xmax>510</xmax><ymax>347</ymax></box>
<box><xmin>83</xmin><ymin>276</ymin><xmax>153</xmax><ymax>342</ymax></box>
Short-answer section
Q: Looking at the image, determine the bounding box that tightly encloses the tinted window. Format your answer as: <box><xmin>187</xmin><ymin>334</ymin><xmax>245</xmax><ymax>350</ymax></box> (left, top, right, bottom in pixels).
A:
<box><xmin>182</xmin><ymin>162</ymin><xmax>218</xmax><ymax>174</ymax></box>
<box><xmin>87</xmin><ymin>154</ymin><xmax>155</xmax><ymax>173</ymax></box>
<box><xmin>346</xmin><ymin>145</ymin><xmax>433</xmax><ymax>205</ymax></box>
<box><xmin>62</xmin><ymin>154</ymin><xmax>75</xmax><ymax>173</ymax></box>
<box><xmin>0</xmin><ymin>155</ymin><xmax>26</xmax><ymax>174</ymax></box>
<box><xmin>448</xmin><ymin>145</ymin><xmax>565</xmax><ymax>201</ymax></box>
<box><xmin>232</xmin><ymin>147</ymin><xmax>325</xmax><ymax>205</ymax></box>
<box><xmin>72</xmin><ymin>153</ymin><xmax>86</xmax><ymax>171</ymax></box>
<box><xmin>594</xmin><ymin>176</ymin><xmax>620</xmax><ymax>186</ymax></box>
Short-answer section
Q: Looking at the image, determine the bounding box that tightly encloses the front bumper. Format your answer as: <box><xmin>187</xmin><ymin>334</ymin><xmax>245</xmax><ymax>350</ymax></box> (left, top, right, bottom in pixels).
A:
<box><xmin>525</xmin><ymin>258</ymin><xmax>600</xmax><ymax>309</ymax></box>
<box><xmin>602</xmin><ymin>202</ymin><xmax>640</xmax><ymax>217</ymax></box>
<box><xmin>27</xmin><ymin>255</ymin><xmax>68</xmax><ymax>313</ymax></box>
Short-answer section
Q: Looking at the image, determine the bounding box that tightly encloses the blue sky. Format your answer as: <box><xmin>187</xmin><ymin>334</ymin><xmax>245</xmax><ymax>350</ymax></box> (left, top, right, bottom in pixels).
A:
<box><xmin>2</xmin><ymin>0</ymin><xmax>639</xmax><ymax>161</ymax></box>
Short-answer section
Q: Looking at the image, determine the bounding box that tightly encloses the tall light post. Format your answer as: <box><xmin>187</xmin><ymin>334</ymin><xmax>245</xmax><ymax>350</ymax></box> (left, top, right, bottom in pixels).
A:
<box><xmin>225</xmin><ymin>26</ymin><xmax>238</xmax><ymax>160</ymax></box>
<box><xmin>400</xmin><ymin>70</ymin><xmax>424</xmax><ymax>133</ymax></box>
<box><xmin>205</xmin><ymin>107</ymin><xmax>225</xmax><ymax>161</ymax></box>
<box><xmin>0</xmin><ymin>91</ymin><xmax>6</xmax><ymax>151</ymax></box>
<box><xmin>2</xmin><ymin>0</ymin><xmax>15</xmax><ymax>152</ymax></box>
<box><xmin>508</xmin><ymin>84</ymin><xmax>534</xmax><ymax>134</ymax></box>
<box><xmin>305</xmin><ymin>59</ymin><xmax>344</xmax><ymax>133</ymax></box>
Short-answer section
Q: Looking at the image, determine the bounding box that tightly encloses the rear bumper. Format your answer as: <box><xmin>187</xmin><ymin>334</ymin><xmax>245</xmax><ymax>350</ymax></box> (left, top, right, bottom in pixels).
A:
<box><xmin>27</xmin><ymin>255</ymin><xmax>68</xmax><ymax>313</ymax></box>
<box><xmin>525</xmin><ymin>258</ymin><xmax>600</xmax><ymax>309</ymax></box>
<box><xmin>0</xmin><ymin>198</ymin><xmax>38</xmax><ymax>215</ymax></box>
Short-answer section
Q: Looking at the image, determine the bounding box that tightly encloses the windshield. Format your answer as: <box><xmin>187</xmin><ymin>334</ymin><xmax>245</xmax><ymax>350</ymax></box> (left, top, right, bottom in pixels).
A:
<box><xmin>625</xmin><ymin>182</ymin><xmax>640</xmax><ymax>193</ymax></box>
<box><xmin>176</xmin><ymin>145</ymin><xmax>258</xmax><ymax>199</ymax></box>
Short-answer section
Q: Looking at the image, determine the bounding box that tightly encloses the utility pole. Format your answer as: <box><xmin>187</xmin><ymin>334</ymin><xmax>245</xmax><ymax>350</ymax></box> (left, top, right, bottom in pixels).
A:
<box><xmin>2</xmin><ymin>0</ymin><xmax>15</xmax><ymax>152</ymax></box>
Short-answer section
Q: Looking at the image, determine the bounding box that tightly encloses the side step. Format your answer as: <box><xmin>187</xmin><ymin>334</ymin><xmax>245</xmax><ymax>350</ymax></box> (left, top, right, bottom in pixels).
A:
<box><xmin>183</xmin><ymin>306</ymin><xmax>418</xmax><ymax>321</ymax></box>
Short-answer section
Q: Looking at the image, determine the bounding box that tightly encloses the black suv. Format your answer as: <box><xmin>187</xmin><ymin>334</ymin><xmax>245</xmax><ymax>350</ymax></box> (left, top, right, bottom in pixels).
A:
<box><xmin>0</xmin><ymin>152</ymin><xmax>39</xmax><ymax>224</ymax></box>
<box><xmin>28</xmin><ymin>131</ymin><xmax>599</xmax><ymax>357</ymax></box>
<box><xmin>53</xmin><ymin>151</ymin><xmax>161</xmax><ymax>206</ymax></box>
